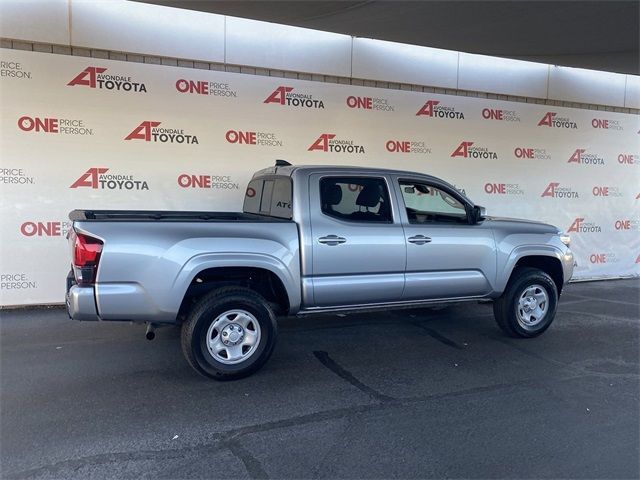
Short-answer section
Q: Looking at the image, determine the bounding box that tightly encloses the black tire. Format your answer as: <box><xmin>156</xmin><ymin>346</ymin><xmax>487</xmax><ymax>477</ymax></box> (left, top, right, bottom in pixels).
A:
<box><xmin>493</xmin><ymin>267</ymin><xmax>558</xmax><ymax>338</ymax></box>
<box><xmin>181</xmin><ymin>286</ymin><xmax>278</xmax><ymax>380</ymax></box>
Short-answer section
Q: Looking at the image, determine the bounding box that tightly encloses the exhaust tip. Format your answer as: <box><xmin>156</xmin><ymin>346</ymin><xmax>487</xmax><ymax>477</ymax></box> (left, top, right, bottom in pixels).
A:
<box><xmin>145</xmin><ymin>323</ymin><xmax>156</xmax><ymax>341</ymax></box>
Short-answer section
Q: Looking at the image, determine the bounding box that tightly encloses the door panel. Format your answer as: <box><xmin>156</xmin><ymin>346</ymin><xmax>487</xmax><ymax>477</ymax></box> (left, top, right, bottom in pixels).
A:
<box><xmin>402</xmin><ymin>224</ymin><xmax>495</xmax><ymax>299</ymax></box>
<box><xmin>309</xmin><ymin>174</ymin><xmax>406</xmax><ymax>307</ymax></box>
<box><xmin>395</xmin><ymin>179</ymin><xmax>496</xmax><ymax>300</ymax></box>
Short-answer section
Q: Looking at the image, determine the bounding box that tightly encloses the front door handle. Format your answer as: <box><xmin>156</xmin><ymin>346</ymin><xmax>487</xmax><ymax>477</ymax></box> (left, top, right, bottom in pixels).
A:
<box><xmin>318</xmin><ymin>235</ymin><xmax>347</xmax><ymax>246</ymax></box>
<box><xmin>407</xmin><ymin>235</ymin><xmax>432</xmax><ymax>245</ymax></box>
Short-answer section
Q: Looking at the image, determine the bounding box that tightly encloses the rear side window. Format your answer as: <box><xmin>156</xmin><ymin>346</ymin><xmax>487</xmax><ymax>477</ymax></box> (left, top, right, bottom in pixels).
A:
<box><xmin>243</xmin><ymin>177</ymin><xmax>292</xmax><ymax>219</ymax></box>
<box><xmin>320</xmin><ymin>177</ymin><xmax>392</xmax><ymax>223</ymax></box>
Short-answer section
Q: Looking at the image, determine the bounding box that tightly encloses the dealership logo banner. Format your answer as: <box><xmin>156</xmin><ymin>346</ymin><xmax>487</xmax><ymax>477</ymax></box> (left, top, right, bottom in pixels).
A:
<box><xmin>538</xmin><ymin>112</ymin><xmax>578</xmax><ymax>129</ymax></box>
<box><xmin>568</xmin><ymin>217</ymin><xmax>602</xmax><ymax>233</ymax></box>
<box><xmin>592</xmin><ymin>186</ymin><xmax>623</xmax><ymax>198</ymax></box>
<box><xmin>592</xmin><ymin>117</ymin><xmax>624</xmax><ymax>131</ymax></box>
<box><xmin>68</xmin><ymin>66</ymin><xmax>147</xmax><ymax>92</ymax></box>
<box><xmin>617</xmin><ymin>153</ymin><xmax>639</xmax><ymax>165</ymax></box>
<box><xmin>177</xmin><ymin>174</ymin><xmax>240</xmax><ymax>190</ymax></box>
<box><xmin>1</xmin><ymin>168</ymin><xmax>35</xmax><ymax>185</ymax></box>
<box><xmin>264</xmin><ymin>86</ymin><xmax>325</xmax><ymax>109</ymax></box>
<box><xmin>541</xmin><ymin>182</ymin><xmax>579</xmax><ymax>199</ymax></box>
<box><xmin>1</xmin><ymin>273</ymin><xmax>37</xmax><ymax>291</ymax></box>
<box><xmin>175</xmin><ymin>78</ymin><xmax>238</xmax><ymax>97</ymax></box>
<box><xmin>568</xmin><ymin>148</ymin><xmax>605</xmax><ymax>165</ymax></box>
<box><xmin>416</xmin><ymin>100</ymin><xmax>464</xmax><ymax>119</ymax></box>
<box><xmin>308</xmin><ymin>134</ymin><xmax>365</xmax><ymax>153</ymax></box>
<box><xmin>70</xmin><ymin>168</ymin><xmax>150</xmax><ymax>191</ymax></box>
<box><xmin>451</xmin><ymin>141</ymin><xmax>498</xmax><ymax>159</ymax></box>
<box><xmin>514</xmin><ymin>147</ymin><xmax>551</xmax><ymax>160</ymax></box>
<box><xmin>346</xmin><ymin>95</ymin><xmax>395</xmax><ymax>112</ymax></box>
<box><xmin>482</xmin><ymin>108</ymin><xmax>521</xmax><ymax>123</ymax></box>
<box><xmin>1</xmin><ymin>48</ymin><xmax>638</xmax><ymax>305</ymax></box>
<box><xmin>385</xmin><ymin>140</ymin><xmax>431</xmax><ymax>155</ymax></box>
<box><xmin>484</xmin><ymin>182</ymin><xmax>524</xmax><ymax>196</ymax></box>
<box><xmin>225</xmin><ymin>129</ymin><xmax>283</xmax><ymax>147</ymax></box>
<box><xmin>20</xmin><ymin>220</ymin><xmax>71</xmax><ymax>238</ymax></box>
<box><xmin>17</xmin><ymin>115</ymin><xmax>94</xmax><ymax>136</ymax></box>
<box><xmin>1</xmin><ymin>60</ymin><xmax>31</xmax><ymax>79</ymax></box>
<box><xmin>125</xmin><ymin>121</ymin><xmax>199</xmax><ymax>144</ymax></box>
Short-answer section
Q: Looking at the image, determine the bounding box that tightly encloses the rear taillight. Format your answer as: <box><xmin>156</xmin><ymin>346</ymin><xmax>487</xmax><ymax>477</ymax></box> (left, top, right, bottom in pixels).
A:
<box><xmin>69</xmin><ymin>230</ymin><xmax>103</xmax><ymax>286</ymax></box>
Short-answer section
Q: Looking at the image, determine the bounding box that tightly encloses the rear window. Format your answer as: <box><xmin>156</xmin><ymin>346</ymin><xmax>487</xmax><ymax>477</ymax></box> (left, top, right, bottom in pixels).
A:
<box><xmin>243</xmin><ymin>176</ymin><xmax>293</xmax><ymax>219</ymax></box>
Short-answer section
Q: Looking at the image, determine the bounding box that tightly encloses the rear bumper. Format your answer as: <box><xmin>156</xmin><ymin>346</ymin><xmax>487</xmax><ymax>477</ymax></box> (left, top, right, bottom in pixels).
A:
<box><xmin>66</xmin><ymin>273</ymin><xmax>99</xmax><ymax>321</ymax></box>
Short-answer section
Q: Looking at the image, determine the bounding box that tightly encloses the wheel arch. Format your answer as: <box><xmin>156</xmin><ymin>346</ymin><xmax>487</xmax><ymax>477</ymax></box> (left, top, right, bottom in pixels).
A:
<box><xmin>499</xmin><ymin>247</ymin><xmax>566</xmax><ymax>295</ymax></box>
<box><xmin>173</xmin><ymin>253</ymin><xmax>300</xmax><ymax>321</ymax></box>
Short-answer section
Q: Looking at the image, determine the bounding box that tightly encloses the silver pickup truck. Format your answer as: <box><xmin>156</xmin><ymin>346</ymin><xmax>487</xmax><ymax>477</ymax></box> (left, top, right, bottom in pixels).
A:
<box><xmin>67</xmin><ymin>161</ymin><xmax>574</xmax><ymax>380</ymax></box>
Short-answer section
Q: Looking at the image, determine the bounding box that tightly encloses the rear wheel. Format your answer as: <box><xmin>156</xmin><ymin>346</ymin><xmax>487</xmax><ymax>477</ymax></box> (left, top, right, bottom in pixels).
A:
<box><xmin>493</xmin><ymin>267</ymin><xmax>558</xmax><ymax>338</ymax></box>
<box><xmin>181</xmin><ymin>286</ymin><xmax>277</xmax><ymax>380</ymax></box>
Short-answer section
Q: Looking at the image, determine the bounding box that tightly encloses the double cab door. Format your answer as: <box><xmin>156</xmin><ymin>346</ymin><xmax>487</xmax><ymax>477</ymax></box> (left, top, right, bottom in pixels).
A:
<box><xmin>307</xmin><ymin>173</ymin><xmax>496</xmax><ymax>308</ymax></box>
<box><xmin>308</xmin><ymin>173</ymin><xmax>406</xmax><ymax>307</ymax></box>
<box><xmin>393</xmin><ymin>176</ymin><xmax>496</xmax><ymax>300</ymax></box>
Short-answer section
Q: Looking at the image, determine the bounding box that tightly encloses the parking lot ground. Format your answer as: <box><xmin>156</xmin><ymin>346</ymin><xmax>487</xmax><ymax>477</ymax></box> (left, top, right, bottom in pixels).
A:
<box><xmin>1</xmin><ymin>278</ymin><xmax>639</xmax><ymax>479</ymax></box>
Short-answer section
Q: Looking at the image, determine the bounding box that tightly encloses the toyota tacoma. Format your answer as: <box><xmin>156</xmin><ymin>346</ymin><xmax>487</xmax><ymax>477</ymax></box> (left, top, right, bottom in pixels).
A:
<box><xmin>67</xmin><ymin>161</ymin><xmax>574</xmax><ymax>380</ymax></box>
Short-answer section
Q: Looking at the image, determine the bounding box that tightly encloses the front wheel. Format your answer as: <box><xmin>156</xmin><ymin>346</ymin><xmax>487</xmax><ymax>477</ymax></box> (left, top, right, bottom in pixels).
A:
<box><xmin>181</xmin><ymin>286</ymin><xmax>278</xmax><ymax>380</ymax></box>
<box><xmin>493</xmin><ymin>267</ymin><xmax>558</xmax><ymax>338</ymax></box>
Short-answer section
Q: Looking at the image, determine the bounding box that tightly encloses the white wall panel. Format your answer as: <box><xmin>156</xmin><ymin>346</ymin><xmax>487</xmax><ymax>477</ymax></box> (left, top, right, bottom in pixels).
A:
<box><xmin>225</xmin><ymin>16</ymin><xmax>351</xmax><ymax>76</ymax></box>
<box><xmin>0</xmin><ymin>0</ymin><xmax>69</xmax><ymax>45</ymax></box>
<box><xmin>352</xmin><ymin>38</ymin><xmax>458</xmax><ymax>88</ymax></box>
<box><xmin>624</xmin><ymin>75</ymin><xmax>640</xmax><ymax>109</ymax></box>
<box><xmin>548</xmin><ymin>65</ymin><xmax>627</xmax><ymax>107</ymax></box>
<box><xmin>71</xmin><ymin>0</ymin><xmax>225</xmax><ymax>61</ymax></box>
<box><xmin>458</xmin><ymin>53</ymin><xmax>549</xmax><ymax>98</ymax></box>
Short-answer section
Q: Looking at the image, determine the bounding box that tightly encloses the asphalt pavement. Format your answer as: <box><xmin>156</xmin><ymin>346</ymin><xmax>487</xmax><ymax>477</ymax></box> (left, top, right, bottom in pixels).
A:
<box><xmin>1</xmin><ymin>279</ymin><xmax>639</xmax><ymax>479</ymax></box>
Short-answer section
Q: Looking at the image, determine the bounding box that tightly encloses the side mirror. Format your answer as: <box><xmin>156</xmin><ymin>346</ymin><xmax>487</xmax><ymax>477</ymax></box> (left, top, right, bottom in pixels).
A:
<box><xmin>472</xmin><ymin>205</ymin><xmax>486</xmax><ymax>224</ymax></box>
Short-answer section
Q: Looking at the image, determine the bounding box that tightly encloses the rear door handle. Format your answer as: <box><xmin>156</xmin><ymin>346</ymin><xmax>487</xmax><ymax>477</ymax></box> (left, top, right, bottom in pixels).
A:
<box><xmin>318</xmin><ymin>235</ymin><xmax>347</xmax><ymax>246</ymax></box>
<box><xmin>407</xmin><ymin>235</ymin><xmax>432</xmax><ymax>245</ymax></box>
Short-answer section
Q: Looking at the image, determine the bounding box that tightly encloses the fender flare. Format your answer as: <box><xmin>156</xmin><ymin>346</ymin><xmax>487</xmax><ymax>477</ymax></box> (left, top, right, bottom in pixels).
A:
<box><xmin>170</xmin><ymin>252</ymin><xmax>301</xmax><ymax>313</ymax></box>
<box><xmin>496</xmin><ymin>244</ymin><xmax>565</xmax><ymax>294</ymax></box>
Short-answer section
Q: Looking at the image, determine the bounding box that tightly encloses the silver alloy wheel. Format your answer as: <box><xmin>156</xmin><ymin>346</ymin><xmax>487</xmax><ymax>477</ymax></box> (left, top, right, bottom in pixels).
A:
<box><xmin>516</xmin><ymin>284</ymin><xmax>549</xmax><ymax>328</ymax></box>
<box><xmin>206</xmin><ymin>310</ymin><xmax>261</xmax><ymax>365</ymax></box>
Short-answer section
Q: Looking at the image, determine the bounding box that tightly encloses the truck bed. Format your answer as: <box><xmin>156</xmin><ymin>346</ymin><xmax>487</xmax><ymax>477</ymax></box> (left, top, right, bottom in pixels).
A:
<box><xmin>69</xmin><ymin>210</ymin><xmax>292</xmax><ymax>223</ymax></box>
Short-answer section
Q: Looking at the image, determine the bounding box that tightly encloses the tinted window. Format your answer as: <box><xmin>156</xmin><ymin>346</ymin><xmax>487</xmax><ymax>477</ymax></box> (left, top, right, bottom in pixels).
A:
<box><xmin>320</xmin><ymin>177</ymin><xmax>392</xmax><ymax>222</ymax></box>
<box><xmin>400</xmin><ymin>181</ymin><xmax>468</xmax><ymax>224</ymax></box>
<box><xmin>243</xmin><ymin>177</ymin><xmax>292</xmax><ymax>219</ymax></box>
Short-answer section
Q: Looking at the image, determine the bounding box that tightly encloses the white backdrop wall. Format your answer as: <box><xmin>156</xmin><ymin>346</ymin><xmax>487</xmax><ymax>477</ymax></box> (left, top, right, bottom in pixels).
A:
<box><xmin>2</xmin><ymin>0</ymin><xmax>640</xmax><ymax>109</ymax></box>
<box><xmin>1</xmin><ymin>48</ymin><xmax>639</xmax><ymax>306</ymax></box>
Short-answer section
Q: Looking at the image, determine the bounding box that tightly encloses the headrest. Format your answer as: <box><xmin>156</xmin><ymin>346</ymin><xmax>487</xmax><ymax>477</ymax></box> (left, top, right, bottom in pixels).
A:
<box><xmin>322</xmin><ymin>183</ymin><xmax>342</xmax><ymax>206</ymax></box>
<box><xmin>356</xmin><ymin>184</ymin><xmax>381</xmax><ymax>208</ymax></box>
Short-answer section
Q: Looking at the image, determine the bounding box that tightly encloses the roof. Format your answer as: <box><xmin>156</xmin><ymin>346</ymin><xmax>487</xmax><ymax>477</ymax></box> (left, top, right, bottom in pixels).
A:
<box><xmin>258</xmin><ymin>163</ymin><xmax>439</xmax><ymax>178</ymax></box>
<box><xmin>251</xmin><ymin>163</ymin><xmax>474</xmax><ymax>205</ymax></box>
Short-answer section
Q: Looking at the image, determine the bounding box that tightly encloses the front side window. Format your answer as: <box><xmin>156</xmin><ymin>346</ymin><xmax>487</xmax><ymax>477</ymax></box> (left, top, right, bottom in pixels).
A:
<box><xmin>320</xmin><ymin>177</ymin><xmax>392</xmax><ymax>222</ymax></box>
<box><xmin>400</xmin><ymin>181</ymin><xmax>468</xmax><ymax>224</ymax></box>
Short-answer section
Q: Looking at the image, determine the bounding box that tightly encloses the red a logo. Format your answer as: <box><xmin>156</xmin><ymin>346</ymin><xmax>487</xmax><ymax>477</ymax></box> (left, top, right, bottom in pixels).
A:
<box><xmin>538</xmin><ymin>112</ymin><xmax>556</xmax><ymax>127</ymax></box>
<box><xmin>67</xmin><ymin>67</ymin><xmax>107</xmax><ymax>88</ymax></box>
<box><xmin>416</xmin><ymin>100</ymin><xmax>440</xmax><ymax>117</ymax></box>
<box><xmin>541</xmin><ymin>182</ymin><xmax>559</xmax><ymax>197</ymax></box>
<box><xmin>264</xmin><ymin>86</ymin><xmax>294</xmax><ymax>104</ymax></box>
<box><xmin>125</xmin><ymin>121</ymin><xmax>161</xmax><ymax>141</ymax></box>
<box><xmin>70</xmin><ymin>168</ymin><xmax>109</xmax><ymax>188</ymax></box>
<box><xmin>568</xmin><ymin>149</ymin><xmax>585</xmax><ymax>163</ymax></box>
<box><xmin>451</xmin><ymin>141</ymin><xmax>473</xmax><ymax>158</ymax></box>
<box><xmin>308</xmin><ymin>134</ymin><xmax>336</xmax><ymax>152</ymax></box>
<box><xmin>567</xmin><ymin>218</ymin><xmax>584</xmax><ymax>233</ymax></box>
